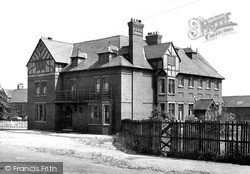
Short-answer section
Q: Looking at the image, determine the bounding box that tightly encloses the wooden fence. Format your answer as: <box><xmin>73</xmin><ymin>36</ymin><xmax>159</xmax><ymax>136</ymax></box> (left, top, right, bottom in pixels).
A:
<box><xmin>121</xmin><ymin>119</ymin><xmax>250</xmax><ymax>156</ymax></box>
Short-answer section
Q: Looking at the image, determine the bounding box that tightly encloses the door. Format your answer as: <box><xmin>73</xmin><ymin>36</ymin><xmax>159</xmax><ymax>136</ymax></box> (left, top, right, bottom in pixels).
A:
<box><xmin>65</xmin><ymin>106</ymin><xmax>73</xmax><ymax>129</ymax></box>
<box><xmin>178</xmin><ymin>104</ymin><xmax>184</xmax><ymax>121</ymax></box>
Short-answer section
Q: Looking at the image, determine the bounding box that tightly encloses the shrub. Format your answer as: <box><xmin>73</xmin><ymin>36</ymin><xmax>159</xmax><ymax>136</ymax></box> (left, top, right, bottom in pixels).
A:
<box><xmin>113</xmin><ymin>133</ymin><xmax>153</xmax><ymax>155</ymax></box>
<box><xmin>149</xmin><ymin>106</ymin><xmax>175</xmax><ymax>121</ymax></box>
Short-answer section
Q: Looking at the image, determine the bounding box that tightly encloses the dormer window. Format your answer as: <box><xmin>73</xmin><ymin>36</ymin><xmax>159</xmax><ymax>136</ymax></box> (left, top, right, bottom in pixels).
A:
<box><xmin>98</xmin><ymin>45</ymin><xmax>118</xmax><ymax>63</ymax></box>
<box><xmin>70</xmin><ymin>51</ymin><xmax>87</xmax><ymax>67</ymax></box>
<box><xmin>98</xmin><ymin>53</ymin><xmax>115</xmax><ymax>63</ymax></box>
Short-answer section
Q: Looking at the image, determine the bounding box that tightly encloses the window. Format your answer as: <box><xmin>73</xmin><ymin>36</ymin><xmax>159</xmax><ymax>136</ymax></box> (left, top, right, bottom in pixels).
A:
<box><xmin>168</xmin><ymin>79</ymin><xmax>175</xmax><ymax>95</ymax></box>
<box><xmin>198</xmin><ymin>79</ymin><xmax>203</xmax><ymax>88</ymax></box>
<box><xmin>71</xmin><ymin>85</ymin><xmax>77</xmax><ymax>100</ymax></box>
<box><xmin>215</xmin><ymin>81</ymin><xmax>219</xmax><ymax>90</ymax></box>
<box><xmin>95</xmin><ymin>78</ymin><xmax>101</xmax><ymax>93</ymax></box>
<box><xmin>35</xmin><ymin>103</ymin><xmax>46</xmax><ymax>121</ymax></box>
<box><xmin>159</xmin><ymin>102</ymin><xmax>166</xmax><ymax>111</ymax></box>
<box><xmin>102</xmin><ymin>77</ymin><xmax>109</xmax><ymax>92</ymax></box>
<box><xmin>206</xmin><ymin>94</ymin><xmax>211</xmax><ymax>98</ymax></box>
<box><xmin>188</xmin><ymin>104</ymin><xmax>194</xmax><ymax>116</ymax></box>
<box><xmin>206</xmin><ymin>80</ymin><xmax>211</xmax><ymax>89</ymax></box>
<box><xmin>35</xmin><ymin>82</ymin><xmax>40</xmax><ymax>95</ymax></box>
<box><xmin>167</xmin><ymin>56</ymin><xmax>176</xmax><ymax>66</ymax></box>
<box><xmin>99</xmin><ymin>54</ymin><xmax>109</xmax><ymax>63</ymax></box>
<box><xmin>35</xmin><ymin>81</ymin><xmax>47</xmax><ymax>96</ymax></box>
<box><xmin>103</xmin><ymin>105</ymin><xmax>111</xmax><ymax>125</ymax></box>
<box><xmin>41</xmin><ymin>81</ymin><xmax>47</xmax><ymax>95</ymax></box>
<box><xmin>188</xmin><ymin>77</ymin><xmax>194</xmax><ymax>87</ymax></box>
<box><xmin>178</xmin><ymin>104</ymin><xmax>184</xmax><ymax>121</ymax></box>
<box><xmin>55</xmin><ymin>64</ymin><xmax>63</xmax><ymax>73</ymax></box>
<box><xmin>168</xmin><ymin>103</ymin><xmax>175</xmax><ymax>116</ymax></box>
<box><xmin>178</xmin><ymin>76</ymin><xmax>184</xmax><ymax>87</ymax></box>
<box><xmin>159</xmin><ymin>78</ymin><xmax>166</xmax><ymax>94</ymax></box>
<box><xmin>89</xmin><ymin>105</ymin><xmax>101</xmax><ymax>124</ymax></box>
<box><xmin>198</xmin><ymin>93</ymin><xmax>202</xmax><ymax>99</ymax></box>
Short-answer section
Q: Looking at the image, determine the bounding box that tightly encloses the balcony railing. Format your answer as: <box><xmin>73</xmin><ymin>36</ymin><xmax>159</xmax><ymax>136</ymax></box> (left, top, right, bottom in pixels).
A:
<box><xmin>55</xmin><ymin>88</ymin><xmax>113</xmax><ymax>102</ymax></box>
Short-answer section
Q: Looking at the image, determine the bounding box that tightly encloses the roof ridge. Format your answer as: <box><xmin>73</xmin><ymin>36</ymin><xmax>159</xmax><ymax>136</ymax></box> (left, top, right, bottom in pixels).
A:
<box><xmin>41</xmin><ymin>38</ymin><xmax>73</xmax><ymax>45</ymax></box>
<box><xmin>73</xmin><ymin>35</ymin><xmax>128</xmax><ymax>45</ymax></box>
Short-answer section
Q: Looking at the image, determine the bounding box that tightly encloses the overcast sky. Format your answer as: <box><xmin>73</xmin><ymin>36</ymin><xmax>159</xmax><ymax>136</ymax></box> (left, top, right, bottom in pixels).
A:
<box><xmin>0</xmin><ymin>0</ymin><xmax>248</xmax><ymax>96</ymax></box>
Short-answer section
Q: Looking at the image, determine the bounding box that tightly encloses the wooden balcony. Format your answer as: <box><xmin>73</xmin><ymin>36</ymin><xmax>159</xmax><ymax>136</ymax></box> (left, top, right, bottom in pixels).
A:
<box><xmin>55</xmin><ymin>88</ymin><xmax>113</xmax><ymax>102</ymax></box>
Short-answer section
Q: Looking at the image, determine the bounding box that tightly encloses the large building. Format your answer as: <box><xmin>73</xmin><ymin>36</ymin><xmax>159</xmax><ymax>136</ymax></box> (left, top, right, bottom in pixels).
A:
<box><xmin>26</xmin><ymin>19</ymin><xmax>224</xmax><ymax>134</ymax></box>
<box><xmin>223</xmin><ymin>96</ymin><xmax>250</xmax><ymax>121</ymax></box>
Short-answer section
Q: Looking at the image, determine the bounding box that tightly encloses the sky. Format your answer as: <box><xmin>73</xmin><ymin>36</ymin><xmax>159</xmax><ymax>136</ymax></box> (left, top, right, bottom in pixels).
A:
<box><xmin>0</xmin><ymin>0</ymin><xmax>249</xmax><ymax>96</ymax></box>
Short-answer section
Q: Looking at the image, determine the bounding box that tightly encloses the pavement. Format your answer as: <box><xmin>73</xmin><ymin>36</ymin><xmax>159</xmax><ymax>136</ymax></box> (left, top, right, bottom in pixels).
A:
<box><xmin>0</xmin><ymin>129</ymin><xmax>250</xmax><ymax>174</ymax></box>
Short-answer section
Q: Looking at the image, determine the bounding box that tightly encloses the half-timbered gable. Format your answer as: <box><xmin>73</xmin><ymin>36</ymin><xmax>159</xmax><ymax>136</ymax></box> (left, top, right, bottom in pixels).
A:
<box><xmin>27</xmin><ymin>39</ymin><xmax>55</xmax><ymax>75</ymax></box>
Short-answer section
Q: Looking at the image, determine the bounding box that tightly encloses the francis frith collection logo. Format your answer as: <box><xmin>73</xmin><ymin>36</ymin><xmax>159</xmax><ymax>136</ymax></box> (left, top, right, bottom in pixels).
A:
<box><xmin>188</xmin><ymin>12</ymin><xmax>237</xmax><ymax>41</ymax></box>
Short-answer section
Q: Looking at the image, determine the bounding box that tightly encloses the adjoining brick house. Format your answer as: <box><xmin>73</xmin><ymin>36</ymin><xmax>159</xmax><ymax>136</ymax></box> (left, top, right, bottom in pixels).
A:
<box><xmin>9</xmin><ymin>83</ymin><xmax>27</xmax><ymax>118</ymax></box>
<box><xmin>223</xmin><ymin>96</ymin><xmax>250</xmax><ymax>121</ymax></box>
<box><xmin>26</xmin><ymin>18</ymin><xmax>224</xmax><ymax>134</ymax></box>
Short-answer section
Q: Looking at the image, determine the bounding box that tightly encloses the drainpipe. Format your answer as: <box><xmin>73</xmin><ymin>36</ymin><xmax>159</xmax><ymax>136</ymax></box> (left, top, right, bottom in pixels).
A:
<box><xmin>131</xmin><ymin>69</ymin><xmax>134</xmax><ymax>120</ymax></box>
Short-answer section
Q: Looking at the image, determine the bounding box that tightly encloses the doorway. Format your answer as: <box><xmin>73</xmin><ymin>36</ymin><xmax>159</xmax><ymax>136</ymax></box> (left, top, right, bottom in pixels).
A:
<box><xmin>64</xmin><ymin>106</ymin><xmax>73</xmax><ymax>129</ymax></box>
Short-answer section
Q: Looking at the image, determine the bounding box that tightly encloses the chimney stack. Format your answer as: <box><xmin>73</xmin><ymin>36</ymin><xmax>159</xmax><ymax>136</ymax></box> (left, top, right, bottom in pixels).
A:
<box><xmin>17</xmin><ymin>83</ymin><xmax>24</xmax><ymax>90</ymax></box>
<box><xmin>127</xmin><ymin>18</ymin><xmax>145</xmax><ymax>66</ymax></box>
<box><xmin>146</xmin><ymin>31</ymin><xmax>162</xmax><ymax>45</ymax></box>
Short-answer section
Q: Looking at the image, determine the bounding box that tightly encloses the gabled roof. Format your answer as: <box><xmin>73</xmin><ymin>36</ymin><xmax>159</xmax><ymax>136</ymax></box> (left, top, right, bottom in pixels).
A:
<box><xmin>9</xmin><ymin>89</ymin><xmax>27</xmax><ymax>103</ymax></box>
<box><xmin>223</xmin><ymin>96</ymin><xmax>250</xmax><ymax>108</ymax></box>
<box><xmin>194</xmin><ymin>99</ymin><xmax>215</xmax><ymax>110</ymax></box>
<box><xmin>144</xmin><ymin>42</ymin><xmax>171</xmax><ymax>59</ymax></box>
<box><xmin>3</xmin><ymin>89</ymin><xmax>13</xmax><ymax>99</ymax></box>
<box><xmin>41</xmin><ymin>38</ymin><xmax>73</xmax><ymax>64</ymax></box>
<box><xmin>177</xmin><ymin>49</ymin><xmax>224</xmax><ymax>79</ymax></box>
<box><xmin>62</xmin><ymin>35</ymin><xmax>152</xmax><ymax>72</ymax></box>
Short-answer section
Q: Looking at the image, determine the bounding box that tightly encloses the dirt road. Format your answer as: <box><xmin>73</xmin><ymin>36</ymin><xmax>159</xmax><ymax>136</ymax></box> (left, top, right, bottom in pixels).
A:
<box><xmin>0</xmin><ymin>129</ymin><xmax>250</xmax><ymax>174</ymax></box>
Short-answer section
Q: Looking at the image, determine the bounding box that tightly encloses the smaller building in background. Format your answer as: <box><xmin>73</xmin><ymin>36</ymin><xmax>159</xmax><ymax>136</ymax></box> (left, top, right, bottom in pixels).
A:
<box><xmin>8</xmin><ymin>83</ymin><xmax>27</xmax><ymax>119</ymax></box>
<box><xmin>194</xmin><ymin>98</ymin><xmax>218</xmax><ymax>120</ymax></box>
<box><xmin>223</xmin><ymin>96</ymin><xmax>250</xmax><ymax>121</ymax></box>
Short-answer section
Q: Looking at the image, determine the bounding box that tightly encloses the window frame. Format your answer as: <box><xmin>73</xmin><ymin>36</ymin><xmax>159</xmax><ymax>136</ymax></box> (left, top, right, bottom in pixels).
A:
<box><xmin>167</xmin><ymin>55</ymin><xmax>176</xmax><ymax>66</ymax></box>
<box><xmin>159</xmin><ymin>77</ymin><xmax>166</xmax><ymax>95</ymax></box>
<box><xmin>94</xmin><ymin>77</ymin><xmax>101</xmax><ymax>93</ymax></box>
<box><xmin>188</xmin><ymin>103</ymin><xmax>194</xmax><ymax>116</ymax></box>
<box><xmin>214</xmin><ymin>81</ymin><xmax>219</xmax><ymax>90</ymax></box>
<box><xmin>178</xmin><ymin>76</ymin><xmax>184</xmax><ymax>87</ymax></box>
<box><xmin>35</xmin><ymin>81</ymin><xmax>40</xmax><ymax>96</ymax></box>
<box><xmin>197</xmin><ymin>79</ymin><xmax>203</xmax><ymax>89</ymax></box>
<box><xmin>188</xmin><ymin>77</ymin><xmax>194</xmax><ymax>88</ymax></box>
<box><xmin>103</xmin><ymin>104</ymin><xmax>111</xmax><ymax>125</ymax></box>
<box><xmin>168</xmin><ymin>102</ymin><xmax>175</xmax><ymax>116</ymax></box>
<box><xmin>41</xmin><ymin>81</ymin><xmax>47</xmax><ymax>95</ymax></box>
<box><xmin>35</xmin><ymin>102</ymin><xmax>46</xmax><ymax>122</ymax></box>
<box><xmin>206</xmin><ymin>80</ymin><xmax>211</xmax><ymax>89</ymax></box>
<box><xmin>89</xmin><ymin>104</ymin><xmax>101</xmax><ymax>125</ymax></box>
<box><xmin>178</xmin><ymin>103</ymin><xmax>184</xmax><ymax>121</ymax></box>
<box><xmin>168</xmin><ymin>78</ymin><xmax>175</xmax><ymax>95</ymax></box>
<box><xmin>102</xmin><ymin>76</ymin><xmax>109</xmax><ymax>92</ymax></box>
<box><xmin>159</xmin><ymin>102</ymin><xmax>166</xmax><ymax>112</ymax></box>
